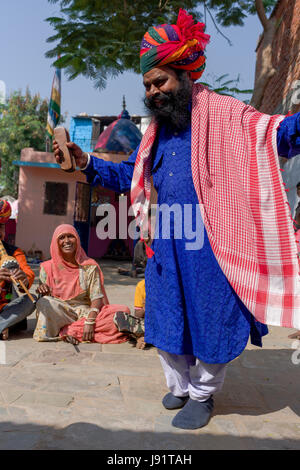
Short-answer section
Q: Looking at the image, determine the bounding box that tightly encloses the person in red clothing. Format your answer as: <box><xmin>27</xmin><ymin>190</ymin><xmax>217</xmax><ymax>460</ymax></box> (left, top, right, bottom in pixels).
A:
<box><xmin>0</xmin><ymin>200</ymin><xmax>36</xmax><ymax>340</ymax></box>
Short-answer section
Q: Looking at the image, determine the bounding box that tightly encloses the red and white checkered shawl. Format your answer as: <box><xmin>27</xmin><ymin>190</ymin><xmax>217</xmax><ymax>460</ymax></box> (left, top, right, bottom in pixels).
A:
<box><xmin>131</xmin><ymin>83</ymin><xmax>300</xmax><ymax>329</ymax></box>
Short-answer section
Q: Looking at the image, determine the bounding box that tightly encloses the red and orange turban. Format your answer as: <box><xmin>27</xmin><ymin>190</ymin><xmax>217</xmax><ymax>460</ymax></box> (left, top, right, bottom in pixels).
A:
<box><xmin>140</xmin><ymin>9</ymin><xmax>210</xmax><ymax>80</ymax></box>
<box><xmin>0</xmin><ymin>200</ymin><xmax>11</xmax><ymax>224</ymax></box>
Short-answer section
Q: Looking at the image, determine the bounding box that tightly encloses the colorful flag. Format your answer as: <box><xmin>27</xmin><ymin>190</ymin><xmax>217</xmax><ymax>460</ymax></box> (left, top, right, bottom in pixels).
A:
<box><xmin>46</xmin><ymin>67</ymin><xmax>61</xmax><ymax>138</ymax></box>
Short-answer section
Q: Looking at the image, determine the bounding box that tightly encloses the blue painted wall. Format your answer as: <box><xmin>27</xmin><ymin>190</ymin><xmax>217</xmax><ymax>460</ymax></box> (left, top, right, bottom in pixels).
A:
<box><xmin>69</xmin><ymin>117</ymin><xmax>94</xmax><ymax>153</ymax></box>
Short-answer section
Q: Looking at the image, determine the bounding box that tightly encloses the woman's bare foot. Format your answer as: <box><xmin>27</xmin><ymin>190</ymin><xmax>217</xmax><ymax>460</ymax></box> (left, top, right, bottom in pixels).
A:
<box><xmin>63</xmin><ymin>335</ymin><xmax>79</xmax><ymax>345</ymax></box>
<box><xmin>1</xmin><ymin>328</ymin><xmax>9</xmax><ymax>340</ymax></box>
<box><xmin>136</xmin><ymin>336</ymin><xmax>146</xmax><ymax>349</ymax></box>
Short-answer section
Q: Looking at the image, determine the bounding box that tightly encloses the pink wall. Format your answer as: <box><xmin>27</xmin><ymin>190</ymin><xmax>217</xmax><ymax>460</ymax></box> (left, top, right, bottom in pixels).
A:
<box><xmin>16</xmin><ymin>148</ymin><xmax>86</xmax><ymax>260</ymax></box>
<box><xmin>16</xmin><ymin>148</ymin><xmax>134</xmax><ymax>261</ymax></box>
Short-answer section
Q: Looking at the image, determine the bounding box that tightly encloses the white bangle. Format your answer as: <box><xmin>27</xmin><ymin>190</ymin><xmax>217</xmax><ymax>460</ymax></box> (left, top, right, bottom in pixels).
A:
<box><xmin>89</xmin><ymin>307</ymin><xmax>99</xmax><ymax>313</ymax></box>
<box><xmin>81</xmin><ymin>153</ymin><xmax>91</xmax><ymax>170</ymax></box>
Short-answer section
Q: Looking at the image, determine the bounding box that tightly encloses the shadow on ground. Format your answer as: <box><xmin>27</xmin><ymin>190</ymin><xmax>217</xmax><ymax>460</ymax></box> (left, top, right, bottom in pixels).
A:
<box><xmin>1</xmin><ymin>340</ymin><xmax>300</xmax><ymax>420</ymax></box>
<box><xmin>0</xmin><ymin>420</ymin><xmax>299</xmax><ymax>450</ymax></box>
<box><xmin>215</xmin><ymin>348</ymin><xmax>300</xmax><ymax>418</ymax></box>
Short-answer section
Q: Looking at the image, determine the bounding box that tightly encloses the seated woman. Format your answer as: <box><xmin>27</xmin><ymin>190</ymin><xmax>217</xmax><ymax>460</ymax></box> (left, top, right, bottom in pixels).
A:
<box><xmin>0</xmin><ymin>199</ymin><xmax>36</xmax><ymax>340</ymax></box>
<box><xmin>33</xmin><ymin>224</ymin><xmax>129</xmax><ymax>344</ymax></box>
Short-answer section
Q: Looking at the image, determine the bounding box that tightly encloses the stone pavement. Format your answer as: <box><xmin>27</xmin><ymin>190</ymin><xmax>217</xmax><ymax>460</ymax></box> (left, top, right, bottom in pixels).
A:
<box><xmin>0</xmin><ymin>260</ymin><xmax>299</xmax><ymax>450</ymax></box>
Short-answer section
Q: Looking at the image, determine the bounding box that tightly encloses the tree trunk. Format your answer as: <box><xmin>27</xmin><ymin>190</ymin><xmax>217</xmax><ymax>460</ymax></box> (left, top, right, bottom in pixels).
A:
<box><xmin>250</xmin><ymin>12</ymin><xmax>277</xmax><ymax>110</ymax></box>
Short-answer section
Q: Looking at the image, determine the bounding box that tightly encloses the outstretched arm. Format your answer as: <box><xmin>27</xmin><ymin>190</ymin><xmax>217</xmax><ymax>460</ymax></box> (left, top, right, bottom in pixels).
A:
<box><xmin>82</xmin><ymin>148</ymin><xmax>139</xmax><ymax>193</ymax></box>
<box><xmin>53</xmin><ymin>139</ymin><xmax>139</xmax><ymax>193</ymax></box>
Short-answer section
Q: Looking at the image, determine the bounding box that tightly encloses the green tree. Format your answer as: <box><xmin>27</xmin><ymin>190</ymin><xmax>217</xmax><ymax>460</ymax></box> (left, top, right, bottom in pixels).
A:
<box><xmin>46</xmin><ymin>0</ymin><xmax>277</xmax><ymax>106</ymax></box>
<box><xmin>202</xmin><ymin>74</ymin><xmax>253</xmax><ymax>103</ymax></box>
<box><xmin>0</xmin><ymin>89</ymin><xmax>49</xmax><ymax>197</ymax></box>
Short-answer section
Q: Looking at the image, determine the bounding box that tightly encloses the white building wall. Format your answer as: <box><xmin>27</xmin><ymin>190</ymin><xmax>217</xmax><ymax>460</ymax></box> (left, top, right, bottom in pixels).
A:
<box><xmin>281</xmin><ymin>155</ymin><xmax>300</xmax><ymax>217</ymax></box>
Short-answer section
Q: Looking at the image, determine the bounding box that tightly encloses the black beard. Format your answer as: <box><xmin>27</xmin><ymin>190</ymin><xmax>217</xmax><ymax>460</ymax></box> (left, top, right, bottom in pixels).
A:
<box><xmin>144</xmin><ymin>72</ymin><xmax>192</xmax><ymax>131</ymax></box>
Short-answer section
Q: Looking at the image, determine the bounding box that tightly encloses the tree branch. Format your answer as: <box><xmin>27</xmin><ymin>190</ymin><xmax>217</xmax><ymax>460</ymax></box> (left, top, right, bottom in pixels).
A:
<box><xmin>205</xmin><ymin>4</ymin><xmax>232</xmax><ymax>46</ymax></box>
<box><xmin>159</xmin><ymin>0</ymin><xmax>169</xmax><ymax>10</ymax></box>
<box><xmin>255</xmin><ymin>0</ymin><xmax>269</xmax><ymax>30</ymax></box>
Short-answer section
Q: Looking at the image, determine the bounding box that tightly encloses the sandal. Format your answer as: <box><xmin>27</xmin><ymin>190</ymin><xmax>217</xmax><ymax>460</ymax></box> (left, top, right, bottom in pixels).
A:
<box><xmin>53</xmin><ymin>127</ymin><xmax>75</xmax><ymax>172</ymax></box>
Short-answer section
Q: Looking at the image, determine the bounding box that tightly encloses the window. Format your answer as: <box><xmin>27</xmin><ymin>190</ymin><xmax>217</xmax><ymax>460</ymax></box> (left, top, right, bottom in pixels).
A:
<box><xmin>74</xmin><ymin>182</ymin><xmax>91</xmax><ymax>223</ymax></box>
<box><xmin>43</xmin><ymin>182</ymin><xmax>68</xmax><ymax>216</ymax></box>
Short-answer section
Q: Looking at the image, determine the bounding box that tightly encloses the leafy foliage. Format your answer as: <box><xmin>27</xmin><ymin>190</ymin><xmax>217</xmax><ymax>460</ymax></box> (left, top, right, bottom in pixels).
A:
<box><xmin>206</xmin><ymin>1</ymin><xmax>276</xmax><ymax>27</ymax></box>
<box><xmin>45</xmin><ymin>0</ymin><xmax>276</xmax><ymax>88</ymax></box>
<box><xmin>201</xmin><ymin>73</ymin><xmax>253</xmax><ymax>103</ymax></box>
<box><xmin>0</xmin><ymin>90</ymin><xmax>49</xmax><ymax>197</ymax></box>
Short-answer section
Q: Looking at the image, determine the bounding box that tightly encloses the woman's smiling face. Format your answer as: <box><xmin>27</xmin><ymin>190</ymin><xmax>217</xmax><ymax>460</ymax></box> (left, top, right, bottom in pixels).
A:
<box><xmin>57</xmin><ymin>233</ymin><xmax>77</xmax><ymax>257</ymax></box>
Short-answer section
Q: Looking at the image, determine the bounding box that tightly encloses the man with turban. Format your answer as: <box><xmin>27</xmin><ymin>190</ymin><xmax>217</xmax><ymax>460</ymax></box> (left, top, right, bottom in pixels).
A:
<box><xmin>0</xmin><ymin>200</ymin><xmax>36</xmax><ymax>340</ymax></box>
<box><xmin>54</xmin><ymin>9</ymin><xmax>300</xmax><ymax>429</ymax></box>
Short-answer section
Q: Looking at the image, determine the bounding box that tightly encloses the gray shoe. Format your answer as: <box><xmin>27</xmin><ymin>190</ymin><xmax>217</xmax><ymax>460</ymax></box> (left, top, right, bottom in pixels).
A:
<box><xmin>162</xmin><ymin>392</ymin><xmax>189</xmax><ymax>410</ymax></box>
<box><xmin>172</xmin><ymin>396</ymin><xmax>214</xmax><ymax>429</ymax></box>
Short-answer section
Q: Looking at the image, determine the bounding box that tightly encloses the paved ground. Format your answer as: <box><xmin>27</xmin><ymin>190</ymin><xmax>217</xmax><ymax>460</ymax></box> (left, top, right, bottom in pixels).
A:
<box><xmin>0</xmin><ymin>260</ymin><xmax>299</xmax><ymax>450</ymax></box>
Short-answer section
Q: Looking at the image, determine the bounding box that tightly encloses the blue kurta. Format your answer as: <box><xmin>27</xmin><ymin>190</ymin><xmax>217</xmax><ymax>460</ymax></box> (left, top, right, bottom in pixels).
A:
<box><xmin>84</xmin><ymin>113</ymin><xmax>300</xmax><ymax>364</ymax></box>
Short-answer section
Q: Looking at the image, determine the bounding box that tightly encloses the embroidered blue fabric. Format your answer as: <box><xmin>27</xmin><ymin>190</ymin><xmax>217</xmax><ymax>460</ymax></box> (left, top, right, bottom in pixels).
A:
<box><xmin>277</xmin><ymin>113</ymin><xmax>300</xmax><ymax>159</ymax></box>
<box><xmin>84</xmin><ymin>112</ymin><xmax>300</xmax><ymax>364</ymax></box>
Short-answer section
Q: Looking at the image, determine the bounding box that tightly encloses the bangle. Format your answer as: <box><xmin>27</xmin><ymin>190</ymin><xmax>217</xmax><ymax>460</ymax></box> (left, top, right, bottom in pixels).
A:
<box><xmin>85</xmin><ymin>320</ymin><xmax>96</xmax><ymax>325</ymax></box>
<box><xmin>81</xmin><ymin>153</ymin><xmax>91</xmax><ymax>170</ymax></box>
<box><xmin>89</xmin><ymin>308</ymin><xmax>99</xmax><ymax>314</ymax></box>
<box><xmin>86</xmin><ymin>307</ymin><xmax>99</xmax><ymax>322</ymax></box>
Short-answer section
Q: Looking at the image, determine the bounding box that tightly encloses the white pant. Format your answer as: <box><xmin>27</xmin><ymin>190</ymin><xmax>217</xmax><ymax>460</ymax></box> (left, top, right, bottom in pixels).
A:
<box><xmin>158</xmin><ymin>349</ymin><xmax>227</xmax><ymax>402</ymax></box>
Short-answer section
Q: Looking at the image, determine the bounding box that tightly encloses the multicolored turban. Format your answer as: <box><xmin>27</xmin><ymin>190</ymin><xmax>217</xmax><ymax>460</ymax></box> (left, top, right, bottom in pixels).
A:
<box><xmin>0</xmin><ymin>200</ymin><xmax>11</xmax><ymax>224</ymax></box>
<box><xmin>140</xmin><ymin>9</ymin><xmax>210</xmax><ymax>80</ymax></box>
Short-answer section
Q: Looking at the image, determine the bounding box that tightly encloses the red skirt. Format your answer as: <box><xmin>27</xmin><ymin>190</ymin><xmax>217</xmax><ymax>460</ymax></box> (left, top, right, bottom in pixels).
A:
<box><xmin>59</xmin><ymin>304</ymin><xmax>130</xmax><ymax>344</ymax></box>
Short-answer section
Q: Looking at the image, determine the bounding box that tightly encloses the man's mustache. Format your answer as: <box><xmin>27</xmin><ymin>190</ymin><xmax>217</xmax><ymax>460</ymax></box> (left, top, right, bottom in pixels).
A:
<box><xmin>145</xmin><ymin>92</ymin><xmax>173</xmax><ymax>109</ymax></box>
